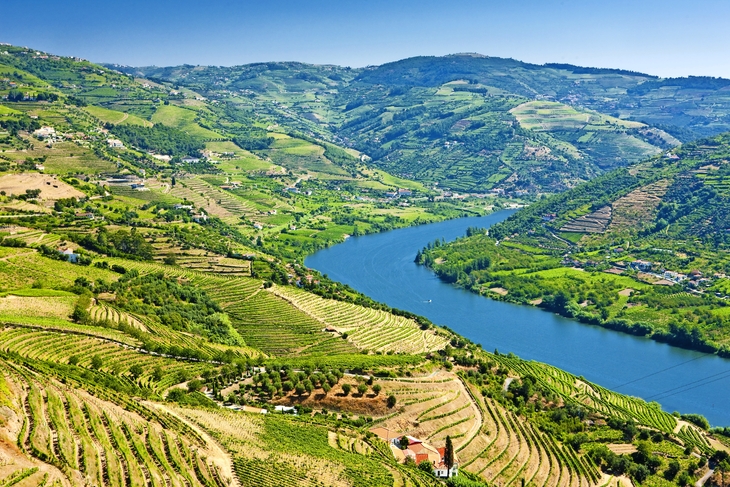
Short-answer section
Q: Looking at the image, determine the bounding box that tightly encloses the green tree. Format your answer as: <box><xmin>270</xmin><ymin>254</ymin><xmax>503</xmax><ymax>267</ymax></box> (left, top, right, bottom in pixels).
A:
<box><xmin>372</xmin><ymin>384</ymin><xmax>382</xmax><ymax>395</ymax></box>
<box><xmin>399</xmin><ymin>436</ymin><xmax>410</xmax><ymax>449</ymax></box>
<box><xmin>676</xmin><ymin>471</ymin><xmax>691</xmax><ymax>487</ymax></box>
<box><xmin>341</xmin><ymin>383</ymin><xmax>352</xmax><ymax>396</ymax></box>
<box><xmin>91</xmin><ymin>355</ymin><xmax>103</xmax><ymax>370</ymax></box>
<box><xmin>387</xmin><ymin>394</ymin><xmax>397</xmax><ymax>408</ymax></box>
<box><xmin>444</xmin><ymin>435</ymin><xmax>455</xmax><ymax>478</ymax></box>
<box><xmin>417</xmin><ymin>460</ymin><xmax>433</xmax><ymax>475</ymax></box>
<box><xmin>152</xmin><ymin>366</ymin><xmax>164</xmax><ymax>382</ymax></box>
<box><xmin>129</xmin><ymin>364</ymin><xmax>144</xmax><ymax>379</ymax></box>
<box><xmin>68</xmin><ymin>355</ymin><xmax>80</xmax><ymax>366</ymax></box>
<box><xmin>357</xmin><ymin>383</ymin><xmax>368</xmax><ymax>396</ymax></box>
<box><xmin>187</xmin><ymin>379</ymin><xmax>203</xmax><ymax>392</ymax></box>
<box><xmin>665</xmin><ymin>459</ymin><xmax>681</xmax><ymax>480</ymax></box>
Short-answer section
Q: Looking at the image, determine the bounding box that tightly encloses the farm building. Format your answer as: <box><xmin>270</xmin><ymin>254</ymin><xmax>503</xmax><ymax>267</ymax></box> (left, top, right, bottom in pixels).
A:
<box><xmin>371</xmin><ymin>428</ymin><xmax>458</xmax><ymax>478</ymax></box>
<box><xmin>57</xmin><ymin>247</ymin><xmax>79</xmax><ymax>263</ymax></box>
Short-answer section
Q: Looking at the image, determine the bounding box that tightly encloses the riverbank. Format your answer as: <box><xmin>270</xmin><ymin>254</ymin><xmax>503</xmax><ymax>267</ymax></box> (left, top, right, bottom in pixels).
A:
<box><xmin>419</xmin><ymin>231</ymin><xmax>730</xmax><ymax>359</ymax></box>
<box><xmin>305</xmin><ymin>211</ymin><xmax>730</xmax><ymax>426</ymax></box>
<box><xmin>425</xmin><ymin>267</ymin><xmax>730</xmax><ymax>359</ymax></box>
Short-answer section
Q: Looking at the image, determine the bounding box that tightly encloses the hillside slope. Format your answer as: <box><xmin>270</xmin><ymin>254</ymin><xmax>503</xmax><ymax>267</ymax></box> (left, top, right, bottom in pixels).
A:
<box><xmin>421</xmin><ymin>132</ymin><xmax>730</xmax><ymax>356</ymax></box>
<box><xmin>114</xmin><ymin>54</ymin><xmax>730</xmax><ymax>193</ymax></box>
<box><xmin>1</xmin><ymin>43</ymin><xmax>730</xmax><ymax>487</ymax></box>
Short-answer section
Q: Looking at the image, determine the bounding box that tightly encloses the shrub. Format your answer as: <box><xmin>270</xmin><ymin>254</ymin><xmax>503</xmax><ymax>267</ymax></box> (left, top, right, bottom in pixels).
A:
<box><xmin>387</xmin><ymin>394</ymin><xmax>397</xmax><ymax>408</ymax></box>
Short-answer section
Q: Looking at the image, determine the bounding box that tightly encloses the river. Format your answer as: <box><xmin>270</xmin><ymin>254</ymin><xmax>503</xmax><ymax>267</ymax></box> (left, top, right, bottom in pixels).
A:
<box><xmin>305</xmin><ymin>210</ymin><xmax>730</xmax><ymax>426</ymax></box>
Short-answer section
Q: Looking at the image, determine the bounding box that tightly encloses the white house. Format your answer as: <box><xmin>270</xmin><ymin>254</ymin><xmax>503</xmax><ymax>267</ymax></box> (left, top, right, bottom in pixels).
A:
<box><xmin>370</xmin><ymin>428</ymin><xmax>458</xmax><ymax>478</ymax></box>
<box><xmin>33</xmin><ymin>126</ymin><xmax>56</xmax><ymax>139</ymax></box>
<box><xmin>57</xmin><ymin>247</ymin><xmax>79</xmax><ymax>263</ymax></box>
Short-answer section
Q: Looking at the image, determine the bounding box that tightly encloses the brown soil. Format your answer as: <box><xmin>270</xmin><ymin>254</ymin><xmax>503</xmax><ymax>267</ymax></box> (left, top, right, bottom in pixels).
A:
<box><xmin>0</xmin><ymin>173</ymin><xmax>84</xmax><ymax>202</ymax></box>
<box><xmin>560</xmin><ymin>206</ymin><xmax>612</xmax><ymax>234</ymax></box>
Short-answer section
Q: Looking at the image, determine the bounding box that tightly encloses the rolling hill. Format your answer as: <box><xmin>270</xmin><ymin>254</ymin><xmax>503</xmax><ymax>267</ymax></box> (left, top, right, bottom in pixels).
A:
<box><xmin>111</xmin><ymin>54</ymin><xmax>730</xmax><ymax>193</ymax></box>
<box><xmin>420</xmin><ymin>132</ymin><xmax>730</xmax><ymax>357</ymax></box>
<box><xmin>1</xmin><ymin>43</ymin><xmax>730</xmax><ymax>487</ymax></box>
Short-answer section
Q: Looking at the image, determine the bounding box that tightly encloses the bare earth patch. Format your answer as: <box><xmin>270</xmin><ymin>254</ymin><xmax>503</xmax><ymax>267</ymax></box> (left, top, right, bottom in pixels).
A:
<box><xmin>0</xmin><ymin>173</ymin><xmax>84</xmax><ymax>202</ymax></box>
<box><xmin>489</xmin><ymin>287</ymin><xmax>509</xmax><ymax>296</ymax></box>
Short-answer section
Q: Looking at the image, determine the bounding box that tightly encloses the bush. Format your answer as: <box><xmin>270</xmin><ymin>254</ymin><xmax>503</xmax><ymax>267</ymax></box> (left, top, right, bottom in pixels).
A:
<box><xmin>91</xmin><ymin>355</ymin><xmax>103</xmax><ymax>370</ymax></box>
<box><xmin>387</xmin><ymin>394</ymin><xmax>397</xmax><ymax>408</ymax></box>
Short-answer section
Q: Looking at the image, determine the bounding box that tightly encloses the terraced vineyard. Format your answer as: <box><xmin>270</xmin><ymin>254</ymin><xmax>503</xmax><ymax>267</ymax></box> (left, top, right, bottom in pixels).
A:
<box><xmin>218</xmin><ymin>289</ymin><xmax>358</xmax><ymax>356</ymax></box>
<box><xmin>375</xmin><ymin>371</ymin><xmax>604</xmax><ymax>487</ymax></box>
<box><xmin>150</xmin><ymin>237</ymin><xmax>252</xmax><ymax>275</ymax></box>
<box><xmin>89</xmin><ymin>303</ymin><xmax>147</xmax><ymax>331</ymax></box>
<box><xmin>0</xmin><ymin>361</ymin><xmax>232</xmax><ymax>487</ymax></box>
<box><xmin>171</xmin><ymin>406</ymin><xmax>398</xmax><ymax>487</ymax></box>
<box><xmin>559</xmin><ymin>206</ymin><xmax>612</xmax><ymax>234</ymax></box>
<box><xmin>271</xmin><ymin>285</ymin><xmax>449</xmax><ymax>354</ymax></box>
<box><xmin>0</xmin><ymin>326</ymin><xmax>208</xmax><ymax>392</ymax></box>
<box><xmin>491</xmin><ymin>355</ymin><xmax>680</xmax><ymax>434</ymax></box>
<box><xmin>606</xmin><ymin>179</ymin><xmax>669</xmax><ymax>232</ymax></box>
<box><xmin>170</xmin><ymin>177</ymin><xmax>258</xmax><ymax>224</ymax></box>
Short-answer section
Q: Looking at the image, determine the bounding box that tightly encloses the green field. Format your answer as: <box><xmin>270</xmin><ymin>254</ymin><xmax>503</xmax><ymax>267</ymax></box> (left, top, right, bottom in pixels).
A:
<box><xmin>84</xmin><ymin>105</ymin><xmax>152</xmax><ymax>126</ymax></box>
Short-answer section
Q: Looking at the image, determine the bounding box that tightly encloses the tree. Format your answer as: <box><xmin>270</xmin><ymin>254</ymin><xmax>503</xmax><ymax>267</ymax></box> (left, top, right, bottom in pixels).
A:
<box><xmin>129</xmin><ymin>364</ymin><xmax>144</xmax><ymax>379</ymax></box>
<box><xmin>665</xmin><ymin>459</ymin><xmax>681</xmax><ymax>480</ymax></box>
<box><xmin>341</xmin><ymin>383</ymin><xmax>352</xmax><ymax>396</ymax></box>
<box><xmin>187</xmin><ymin>379</ymin><xmax>203</xmax><ymax>392</ymax></box>
<box><xmin>387</xmin><ymin>394</ymin><xmax>397</xmax><ymax>408</ymax></box>
<box><xmin>444</xmin><ymin>436</ymin><xmax>455</xmax><ymax>478</ymax></box>
<box><xmin>295</xmin><ymin>383</ymin><xmax>306</xmax><ymax>396</ymax></box>
<box><xmin>322</xmin><ymin>382</ymin><xmax>331</xmax><ymax>395</ymax></box>
<box><xmin>417</xmin><ymin>460</ymin><xmax>433</xmax><ymax>475</ymax></box>
<box><xmin>152</xmin><ymin>366</ymin><xmax>164</xmax><ymax>382</ymax></box>
<box><xmin>91</xmin><ymin>355</ymin><xmax>103</xmax><ymax>370</ymax></box>
<box><xmin>372</xmin><ymin>384</ymin><xmax>382</xmax><ymax>395</ymax></box>
<box><xmin>68</xmin><ymin>355</ymin><xmax>80</xmax><ymax>366</ymax></box>
<box><xmin>676</xmin><ymin>471</ymin><xmax>691</xmax><ymax>487</ymax></box>
<box><xmin>399</xmin><ymin>436</ymin><xmax>410</xmax><ymax>449</ymax></box>
<box><xmin>357</xmin><ymin>383</ymin><xmax>368</xmax><ymax>396</ymax></box>
<box><xmin>631</xmin><ymin>464</ymin><xmax>650</xmax><ymax>484</ymax></box>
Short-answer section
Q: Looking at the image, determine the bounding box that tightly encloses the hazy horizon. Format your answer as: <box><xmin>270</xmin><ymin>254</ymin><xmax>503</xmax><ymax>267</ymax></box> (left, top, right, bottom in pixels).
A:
<box><xmin>3</xmin><ymin>0</ymin><xmax>730</xmax><ymax>78</ymax></box>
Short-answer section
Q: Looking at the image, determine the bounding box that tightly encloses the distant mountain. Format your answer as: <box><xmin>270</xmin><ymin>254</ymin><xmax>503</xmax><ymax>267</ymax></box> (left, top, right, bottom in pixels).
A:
<box><xmin>107</xmin><ymin>54</ymin><xmax>730</xmax><ymax>193</ymax></box>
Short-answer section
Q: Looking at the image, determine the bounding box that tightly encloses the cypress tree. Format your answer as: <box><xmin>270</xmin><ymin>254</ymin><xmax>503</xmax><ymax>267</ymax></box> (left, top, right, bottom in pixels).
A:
<box><xmin>444</xmin><ymin>435</ymin><xmax>454</xmax><ymax>477</ymax></box>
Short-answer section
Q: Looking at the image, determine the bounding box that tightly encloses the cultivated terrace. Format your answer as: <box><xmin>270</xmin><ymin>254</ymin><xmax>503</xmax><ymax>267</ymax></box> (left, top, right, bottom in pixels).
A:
<box><xmin>0</xmin><ymin>43</ymin><xmax>728</xmax><ymax>487</ymax></box>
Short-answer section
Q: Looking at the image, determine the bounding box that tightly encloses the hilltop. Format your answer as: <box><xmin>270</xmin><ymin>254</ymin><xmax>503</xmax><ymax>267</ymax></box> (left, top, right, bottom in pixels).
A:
<box><xmin>1</xmin><ymin>43</ymin><xmax>730</xmax><ymax>487</ymax></box>
<box><xmin>110</xmin><ymin>53</ymin><xmax>730</xmax><ymax>193</ymax></box>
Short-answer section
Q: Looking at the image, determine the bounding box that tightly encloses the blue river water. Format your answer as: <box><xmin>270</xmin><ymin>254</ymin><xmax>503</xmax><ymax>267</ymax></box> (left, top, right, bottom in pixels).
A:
<box><xmin>305</xmin><ymin>210</ymin><xmax>730</xmax><ymax>426</ymax></box>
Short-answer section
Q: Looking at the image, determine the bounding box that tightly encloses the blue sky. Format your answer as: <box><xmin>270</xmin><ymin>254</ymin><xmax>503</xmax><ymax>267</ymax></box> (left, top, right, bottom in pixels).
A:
<box><xmin>3</xmin><ymin>0</ymin><xmax>730</xmax><ymax>78</ymax></box>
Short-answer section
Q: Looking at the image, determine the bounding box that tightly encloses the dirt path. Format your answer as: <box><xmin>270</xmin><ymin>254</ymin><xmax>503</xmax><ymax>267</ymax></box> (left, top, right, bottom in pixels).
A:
<box><xmin>145</xmin><ymin>402</ymin><xmax>239</xmax><ymax>487</ymax></box>
<box><xmin>696</xmin><ymin>468</ymin><xmax>714</xmax><ymax>487</ymax></box>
